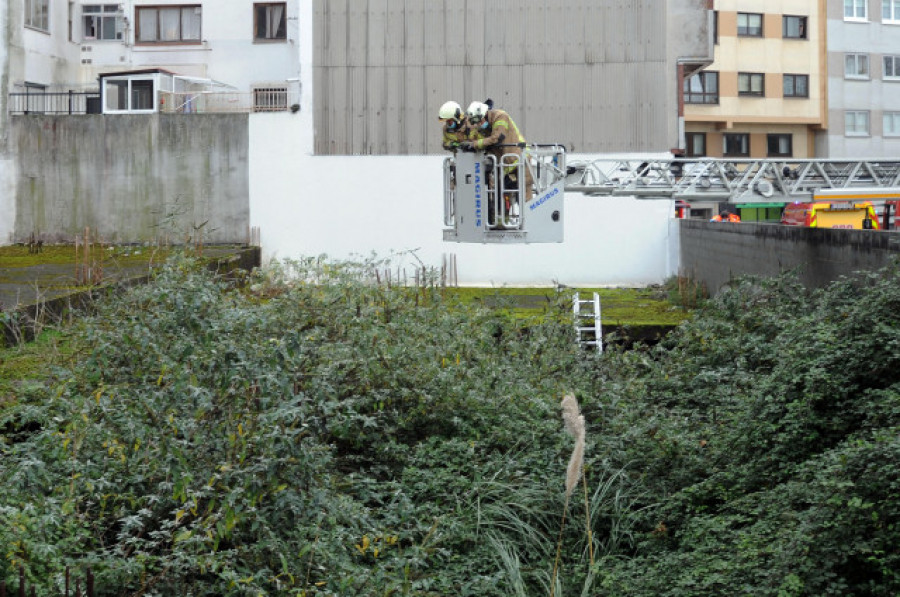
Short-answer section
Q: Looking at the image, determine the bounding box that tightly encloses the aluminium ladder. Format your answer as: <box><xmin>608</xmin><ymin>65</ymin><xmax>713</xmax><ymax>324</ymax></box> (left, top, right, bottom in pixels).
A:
<box><xmin>573</xmin><ymin>292</ymin><xmax>602</xmax><ymax>353</ymax></box>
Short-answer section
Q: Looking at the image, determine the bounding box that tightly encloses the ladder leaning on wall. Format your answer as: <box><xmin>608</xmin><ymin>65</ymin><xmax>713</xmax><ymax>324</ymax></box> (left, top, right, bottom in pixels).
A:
<box><xmin>573</xmin><ymin>292</ymin><xmax>602</xmax><ymax>353</ymax></box>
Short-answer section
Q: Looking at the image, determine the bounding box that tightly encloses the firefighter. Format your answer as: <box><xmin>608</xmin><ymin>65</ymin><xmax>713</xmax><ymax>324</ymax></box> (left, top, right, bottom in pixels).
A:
<box><xmin>438</xmin><ymin>100</ymin><xmax>467</xmax><ymax>151</ymax></box>
<box><xmin>711</xmin><ymin>209</ymin><xmax>740</xmax><ymax>222</ymax></box>
<box><xmin>460</xmin><ymin>100</ymin><xmax>534</xmax><ymax>202</ymax></box>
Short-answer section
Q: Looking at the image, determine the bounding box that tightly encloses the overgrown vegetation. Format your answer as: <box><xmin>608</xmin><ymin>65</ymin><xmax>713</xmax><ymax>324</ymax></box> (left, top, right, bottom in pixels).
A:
<box><xmin>1</xmin><ymin>254</ymin><xmax>898</xmax><ymax>596</ymax></box>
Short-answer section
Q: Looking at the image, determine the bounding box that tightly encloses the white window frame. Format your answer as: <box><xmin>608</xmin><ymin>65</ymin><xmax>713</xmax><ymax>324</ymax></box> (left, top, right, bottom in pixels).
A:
<box><xmin>136</xmin><ymin>5</ymin><xmax>202</xmax><ymax>44</ymax></box>
<box><xmin>25</xmin><ymin>0</ymin><xmax>50</xmax><ymax>32</ymax></box>
<box><xmin>103</xmin><ymin>77</ymin><xmax>157</xmax><ymax>114</ymax></box>
<box><xmin>884</xmin><ymin>0</ymin><xmax>900</xmax><ymax>23</ymax></box>
<box><xmin>884</xmin><ymin>112</ymin><xmax>900</xmax><ymax>136</ymax></box>
<box><xmin>83</xmin><ymin>4</ymin><xmax>124</xmax><ymax>41</ymax></box>
<box><xmin>845</xmin><ymin>111</ymin><xmax>870</xmax><ymax>136</ymax></box>
<box><xmin>844</xmin><ymin>0</ymin><xmax>868</xmax><ymax>20</ymax></box>
<box><xmin>845</xmin><ymin>53</ymin><xmax>870</xmax><ymax>79</ymax></box>
<box><xmin>884</xmin><ymin>55</ymin><xmax>900</xmax><ymax>80</ymax></box>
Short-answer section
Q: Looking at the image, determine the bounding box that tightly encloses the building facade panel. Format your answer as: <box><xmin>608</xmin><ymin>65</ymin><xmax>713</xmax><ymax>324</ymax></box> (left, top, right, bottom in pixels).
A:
<box><xmin>816</xmin><ymin>0</ymin><xmax>900</xmax><ymax>157</ymax></box>
<box><xmin>313</xmin><ymin>0</ymin><xmax>705</xmax><ymax>155</ymax></box>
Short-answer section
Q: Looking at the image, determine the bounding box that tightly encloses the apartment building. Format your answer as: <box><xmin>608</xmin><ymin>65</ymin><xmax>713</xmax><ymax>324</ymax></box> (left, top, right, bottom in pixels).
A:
<box><xmin>816</xmin><ymin>0</ymin><xmax>900</xmax><ymax>157</ymax></box>
<box><xmin>683</xmin><ymin>1</ymin><xmax>826</xmax><ymax>159</ymax></box>
<box><xmin>4</xmin><ymin>1</ymin><xmax>301</xmax><ymax>114</ymax></box>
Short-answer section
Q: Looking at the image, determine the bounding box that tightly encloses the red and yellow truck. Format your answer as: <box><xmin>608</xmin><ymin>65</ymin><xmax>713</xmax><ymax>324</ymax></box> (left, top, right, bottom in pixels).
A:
<box><xmin>780</xmin><ymin>188</ymin><xmax>896</xmax><ymax>230</ymax></box>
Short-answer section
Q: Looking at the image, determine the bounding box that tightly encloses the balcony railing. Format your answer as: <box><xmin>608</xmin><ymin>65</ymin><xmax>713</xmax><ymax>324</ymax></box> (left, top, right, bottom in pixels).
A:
<box><xmin>159</xmin><ymin>91</ymin><xmax>300</xmax><ymax>114</ymax></box>
<box><xmin>8</xmin><ymin>91</ymin><xmax>300</xmax><ymax>115</ymax></box>
<box><xmin>8</xmin><ymin>91</ymin><xmax>101</xmax><ymax>114</ymax></box>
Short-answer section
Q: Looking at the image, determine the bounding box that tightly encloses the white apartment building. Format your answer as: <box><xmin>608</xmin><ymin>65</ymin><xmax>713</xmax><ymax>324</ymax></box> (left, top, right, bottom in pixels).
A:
<box><xmin>5</xmin><ymin>1</ymin><xmax>301</xmax><ymax>114</ymax></box>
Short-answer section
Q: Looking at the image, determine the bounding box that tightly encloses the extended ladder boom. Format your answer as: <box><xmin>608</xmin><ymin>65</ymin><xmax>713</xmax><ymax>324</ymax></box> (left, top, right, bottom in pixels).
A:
<box><xmin>442</xmin><ymin>149</ymin><xmax>900</xmax><ymax>244</ymax></box>
<box><xmin>564</xmin><ymin>157</ymin><xmax>900</xmax><ymax>202</ymax></box>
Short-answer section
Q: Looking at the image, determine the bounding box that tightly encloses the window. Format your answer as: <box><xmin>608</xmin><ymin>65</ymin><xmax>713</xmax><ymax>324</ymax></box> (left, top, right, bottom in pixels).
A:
<box><xmin>884</xmin><ymin>55</ymin><xmax>900</xmax><ymax>79</ymax></box>
<box><xmin>738</xmin><ymin>73</ymin><xmax>765</xmax><ymax>96</ymax></box>
<box><xmin>767</xmin><ymin>134</ymin><xmax>793</xmax><ymax>157</ymax></box>
<box><xmin>254</xmin><ymin>3</ymin><xmax>286</xmax><ymax>40</ymax></box>
<box><xmin>783</xmin><ymin>15</ymin><xmax>808</xmax><ymax>38</ymax></box>
<box><xmin>25</xmin><ymin>0</ymin><xmax>49</xmax><ymax>31</ymax></box>
<box><xmin>845</xmin><ymin>111</ymin><xmax>870</xmax><ymax>136</ymax></box>
<box><xmin>83</xmin><ymin>5</ymin><xmax>124</xmax><ymax>41</ymax></box>
<box><xmin>885</xmin><ymin>112</ymin><xmax>900</xmax><ymax>136</ymax></box>
<box><xmin>104</xmin><ymin>78</ymin><xmax>155</xmax><ymax>112</ymax></box>
<box><xmin>136</xmin><ymin>5</ymin><xmax>202</xmax><ymax>43</ymax></box>
<box><xmin>886</xmin><ymin>0</ymin><xmax>900</xmax><ymax>22</ymax></box>
<box><xmin>723</xmin><ymin>133</ymin><xmax>750</xmax><ymax>157</ymax></box>
<box><xmin>783</xmin><ymin>74</ymin><xmax>809</xmax><ymax>98</ymax></box>
<box><xmin>845</xmin><ymin>53</ymin><xmax>870</xmax><ymax>78</ymax></box>
<box><xmin>253</xmin><ymin>86</ymin><xmax>288</xmax><ymax>112</ymax></box>
<box><xmin>737</xmin><ymin>13</ymin><xmax>763</xmax><ymax>36</ymax></box>
<box><xmin>844</xmin><ymin>0</ymin><xmax>867</xmax><ymax>20</ymax></box>
<box><xmin>684</xmin><ymin>71</ymin><xmax>718</xmax><ymax>104</ymax></box>
<box><xmin>686</xmin><ymin>133</ymin><xmax>706</xmax><ymax>157</ymax></box>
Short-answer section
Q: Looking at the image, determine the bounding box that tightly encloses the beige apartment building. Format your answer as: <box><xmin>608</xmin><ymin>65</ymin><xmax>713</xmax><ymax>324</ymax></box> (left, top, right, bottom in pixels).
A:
<box><xmin>683</xmin><ymin>0</ymin><xmax>827</xmax><ymax>159</ymax></box>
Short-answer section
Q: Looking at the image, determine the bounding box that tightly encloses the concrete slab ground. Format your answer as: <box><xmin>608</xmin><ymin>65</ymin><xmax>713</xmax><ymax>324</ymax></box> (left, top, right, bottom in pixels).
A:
<box><xmin>0</xmin><ymin>245</ymin><xmax>259</xmax><ymax>311</ymax></box>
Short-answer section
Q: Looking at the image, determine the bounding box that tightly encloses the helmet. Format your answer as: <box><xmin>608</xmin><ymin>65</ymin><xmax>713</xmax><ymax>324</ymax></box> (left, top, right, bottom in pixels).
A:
<box><xmin>438</xmin><ymin>100</ymin><xmax>462</xmax><ymax>121</ymax></box>
<box><xmin>466</xmin><ymin>101</ymin><xmax>489</xmax><ymax>124</ymax></box>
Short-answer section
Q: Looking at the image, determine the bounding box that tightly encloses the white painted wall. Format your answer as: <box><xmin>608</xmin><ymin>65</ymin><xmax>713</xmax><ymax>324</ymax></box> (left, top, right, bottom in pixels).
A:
<box><xmin>249</xmin><ymin>113</ymin><xmax>678</xmax><ymax>286</ymax></box>
<box><xmin>1</xmin><ymin>4</ymin><xmax>16</xmax><ymax>244</ymax></box>
<box><xmin>248</xmin><ymin>0</ymin><xmax>677</xmax><ymax>287</ymax></box>
<box><xmin>0</xmin><ymin>158</ymin><xmax>14</xmax><ymax>244</ymax></box>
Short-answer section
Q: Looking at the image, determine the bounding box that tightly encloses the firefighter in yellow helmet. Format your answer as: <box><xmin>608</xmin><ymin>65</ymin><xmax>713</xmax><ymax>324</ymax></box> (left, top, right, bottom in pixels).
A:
<box><xmin>461</xmin><ymin>100</ymin><xmax>534</xmax><ymax>201</ymax></box>
<box><xmin>438</xmin><ymin>101</ymin><xmax>468</xmax><ymax>151</ymax></box>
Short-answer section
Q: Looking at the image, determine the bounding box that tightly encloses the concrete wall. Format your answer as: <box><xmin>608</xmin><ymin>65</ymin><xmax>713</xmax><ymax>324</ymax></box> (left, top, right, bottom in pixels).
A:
<box><xmin>10</xmin><ymin>114</ymin><xmax>249</xmax><ymax>244</ymax></box>
<box><xmin>680</xmin><ymin>219</ymin><xmax>900</xmax><ymax>293</ymax></box>
<box><xmin>249</xmin><ymin>112</ymin><xmax>679</xmax><ymax>287</ymax></box>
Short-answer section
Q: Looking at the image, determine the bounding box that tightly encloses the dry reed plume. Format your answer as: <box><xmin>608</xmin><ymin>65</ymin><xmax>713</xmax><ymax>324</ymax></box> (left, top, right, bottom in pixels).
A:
<box><xmin>561</xmin><ymin>393</ymin><xmax>585</xmax><ymax>497</ymax></box>
<box><xmin>551</xmin><ymin>393</ymin><xmax>592</xmax><ymax>597</ymax></box>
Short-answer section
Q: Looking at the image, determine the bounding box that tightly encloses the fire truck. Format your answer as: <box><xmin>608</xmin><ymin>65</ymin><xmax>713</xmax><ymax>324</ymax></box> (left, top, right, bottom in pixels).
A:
<box><xmin>779</xmin><ymin>187</ymin><xmax>900</xmax><ymax>230</ymax></box>
<box><xmin>442</xmin><ymin>149</ymin><xmax>900</xmax><ymax>243</ymax></box>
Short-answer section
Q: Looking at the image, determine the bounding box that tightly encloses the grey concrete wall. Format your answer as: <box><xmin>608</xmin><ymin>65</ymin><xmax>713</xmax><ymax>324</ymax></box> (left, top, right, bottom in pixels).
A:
<box><xmin>11</xmin><ymin>114</ymin><xmax>249</xmax><ymax>244</ymax></box>
<box><xmin>680</xmin><ymin>219</ymin><xmax>900</xmax><ymax>294</ymax></box>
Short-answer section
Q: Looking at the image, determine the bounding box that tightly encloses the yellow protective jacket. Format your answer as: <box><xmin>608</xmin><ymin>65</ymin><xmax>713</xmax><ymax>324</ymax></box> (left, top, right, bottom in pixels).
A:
<box><xmin>470</xmin><ymin>109</ymin><xmax>526</xmax><ymax>155</ymax></box>
<box><xmin>442</xmin><ymin>121</ymin><xmax>469</xmax><ymax>151</ymax></box>
<box><xmin>470</xmin><ymin>109</ymin><xmax>533</xmax><ymax>198</ymax></box>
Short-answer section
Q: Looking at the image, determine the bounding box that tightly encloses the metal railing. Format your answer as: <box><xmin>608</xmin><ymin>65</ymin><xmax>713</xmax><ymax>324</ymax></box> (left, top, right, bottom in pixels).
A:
<box><xmin>8</xmin><ymin>91</ymin><xmax>100</xmax><ymax>114</ymax></box>
<box><xmin>565</xmin><ymin>157</ymin><xmax>900</xmax><ymax>202</ymax></box>
<box><xmin>8</xmin><ymin>91</ymin><xmax>301</xmax><ymax>115</ymax></box>
<box><xmin>159</xmin><ymin>91</ymin><xmax>300</xmax><ymax>114</ymax></box>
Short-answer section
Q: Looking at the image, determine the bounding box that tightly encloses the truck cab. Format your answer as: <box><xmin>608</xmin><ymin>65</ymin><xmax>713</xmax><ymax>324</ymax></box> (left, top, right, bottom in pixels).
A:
<box><xmin>781</xmin><ymin>200</ymin><xmax>880</xmax><ymax>229</ymax></box>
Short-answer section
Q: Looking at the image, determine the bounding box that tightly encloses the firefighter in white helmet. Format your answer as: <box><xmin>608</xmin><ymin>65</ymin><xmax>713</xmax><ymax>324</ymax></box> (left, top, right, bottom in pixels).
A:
<box><xmin>438</xmin><ymin>100</ymin><xmax>468</xmax><ymax>151</ymax></box>
<box><xmin>461</xmin><ymin>100</ymin><xmax>533</xmax><ymax>201</ymax></box>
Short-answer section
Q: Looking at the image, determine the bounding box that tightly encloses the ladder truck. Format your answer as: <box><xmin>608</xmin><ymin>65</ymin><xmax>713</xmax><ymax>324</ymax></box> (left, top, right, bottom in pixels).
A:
<box><xmin>442</xmin><ymin>146</ymin><xmax>900</xmax><ymax>243</ymax></box>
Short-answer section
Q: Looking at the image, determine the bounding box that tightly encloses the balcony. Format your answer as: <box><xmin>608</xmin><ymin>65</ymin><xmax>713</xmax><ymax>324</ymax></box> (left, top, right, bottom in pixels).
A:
<box><xmin>8</xmin><ymin>91</ymin><xmax>101</xmax><ymax>115</ymax></box>
<box><xmin>8</xmin><ymin>90</ymin><xmax>300</xmax><ymax>115</ymax></box>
